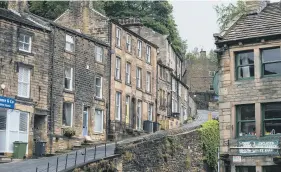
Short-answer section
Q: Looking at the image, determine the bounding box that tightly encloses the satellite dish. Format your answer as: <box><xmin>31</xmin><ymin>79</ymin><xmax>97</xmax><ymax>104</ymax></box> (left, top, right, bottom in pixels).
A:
<box><xmin>212</xmin><ymin>71</ymin><xmax>220</xmax><ymax>95</ymax></box>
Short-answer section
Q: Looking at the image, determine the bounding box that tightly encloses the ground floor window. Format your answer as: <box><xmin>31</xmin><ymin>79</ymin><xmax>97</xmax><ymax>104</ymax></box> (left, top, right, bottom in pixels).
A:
<box><xmin>236</xmin><ymin>166</ymin><xmax>256</xmax><ymax>172</ymax></box>
<box><xmin>63</xmin><ymin>102</ymin><xmax>73</xmax><ymax>127</ymax></box>
<box><xmin>236</xmin><ymin>104</ymin><xmax>255</xmax><ymax>137</ymax></box>
<box><xmin>263</xmin><ymin>102</ymin><xmax>281</xmax><ymax>135</ymax></box>
<box><xmin>263</xmin><ymin>166</ymin><xmax>281</xmax><ymax>172</ymax></box>
<box><xmin>94</xmin><ymin>109</ymin><xmax>103</xmax><ymax>133</ymax></box>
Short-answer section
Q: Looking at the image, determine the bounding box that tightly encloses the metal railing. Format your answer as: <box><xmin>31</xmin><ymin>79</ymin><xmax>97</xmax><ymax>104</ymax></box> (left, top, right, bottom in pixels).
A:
<box><xmin>35</xmin><ymin>143</ymin><xmax>113</xmax><ymax>172</ymax></box>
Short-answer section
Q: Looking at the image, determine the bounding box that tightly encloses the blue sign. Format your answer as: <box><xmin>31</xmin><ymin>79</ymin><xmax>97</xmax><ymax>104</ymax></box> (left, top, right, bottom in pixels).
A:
<box><xmin>0</xmin><ymin>96</ymin><xmax>15</xmax><ymax>109</ymax></box>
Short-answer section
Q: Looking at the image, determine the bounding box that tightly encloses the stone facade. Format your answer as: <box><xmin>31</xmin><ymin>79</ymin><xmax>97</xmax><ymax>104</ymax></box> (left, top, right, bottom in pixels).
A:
<box><xmin>184</xmin><ymin>51</ymin><xmax>218</xmax><ymax>110</ymax></box>
<box><xmin>215</xmin><ymin>2</ymin><xmax>281</xmax><ymax>172</ymax></box>
<box><xmin>0</xmin><ymin>5</ymin><xmax>51</xmax><ymax>157</ymax></box>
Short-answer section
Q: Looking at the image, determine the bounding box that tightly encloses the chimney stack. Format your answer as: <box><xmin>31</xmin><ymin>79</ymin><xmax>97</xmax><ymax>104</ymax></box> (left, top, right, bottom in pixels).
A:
<box><xmin>69</xmin><ymin>1</ymin><xmax>91</xmax><ymax>34</ymax></box>
<box><xmin>8</xmin><ymin>0</ymin><xmax>29</xmax><ymax>14</ymax></box>
<box><xmin>245</xmin><ymin>0</ymin><xmax>268</xmax><ymax>14</ymax></box>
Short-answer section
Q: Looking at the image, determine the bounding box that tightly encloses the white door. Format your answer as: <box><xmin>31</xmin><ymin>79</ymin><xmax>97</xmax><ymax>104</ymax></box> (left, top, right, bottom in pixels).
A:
<box><xmin>7</xmin><ymin>110</ymin><xmax>29</xmax><ymax>153</ymax></box>
<box><xmin>82</xmin><ymin>108</ymin><xmax>88</xmax><ymax>136</ymax></box>
<box><xmin>0</xmin><ymin>110</ymin><xmax>7</xmax><ymax>152</ymax></box>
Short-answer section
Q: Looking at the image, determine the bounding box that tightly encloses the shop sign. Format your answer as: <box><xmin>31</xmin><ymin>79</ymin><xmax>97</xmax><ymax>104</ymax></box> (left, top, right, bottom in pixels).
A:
<box><xmin>236</xmin><ymin>140</ymin><xmax>279</xmax><ymax>156</ymax></box>
<box><xmin>0</xmin><ymin>96</ymin><xmax>15</xmax><ymax>109</ymax></box>
<box><xmin>233</xmin><ymin>156</ymin><xmax>241</xmax><ymax>163</ymax></box>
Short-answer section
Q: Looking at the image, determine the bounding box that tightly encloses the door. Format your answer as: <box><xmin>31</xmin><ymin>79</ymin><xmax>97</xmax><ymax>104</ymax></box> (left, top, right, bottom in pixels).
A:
<box><xmin>136</xmin><ymin>101</ymin><xmax>142</xmax><ymax>130</ymax></box>
<box><xmin>82</xmin><ymin>107</ymin><xmax>88</xmax><ymax>136</ymax></box>
<box><xmin>0</xmin><ymin>110</ymin><xmax>7</xmax><ymax>152</ymax></box>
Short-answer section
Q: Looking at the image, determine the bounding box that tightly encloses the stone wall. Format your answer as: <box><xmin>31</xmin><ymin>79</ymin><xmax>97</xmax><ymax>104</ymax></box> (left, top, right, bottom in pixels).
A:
<box><xmin>115</xmin><ymin>129</ymin><xmax>204</xmax><ymax>172</ymax></box>
<box><xmin>188</xmin><ymin>96</ymin><xmax>197</xmax><ymax>118</ymax></box>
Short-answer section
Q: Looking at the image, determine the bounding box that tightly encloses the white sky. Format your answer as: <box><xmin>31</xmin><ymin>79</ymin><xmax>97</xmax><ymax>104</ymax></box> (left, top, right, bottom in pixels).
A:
<box><xmin>171</xmin><ymin>0</ymin><xmax>279</xmax><ymax>52</ymax></box>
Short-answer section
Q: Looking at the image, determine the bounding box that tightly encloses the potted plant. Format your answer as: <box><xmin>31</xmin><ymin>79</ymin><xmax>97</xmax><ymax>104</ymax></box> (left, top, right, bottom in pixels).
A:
<box><xmin>63</xmin><ymin>127</ymin><xmax>76</xmax><ymax>149</ymax></box>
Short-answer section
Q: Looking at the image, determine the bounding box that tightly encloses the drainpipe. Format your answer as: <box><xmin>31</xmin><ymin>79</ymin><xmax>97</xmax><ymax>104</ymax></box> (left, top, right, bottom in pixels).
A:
<box><xmin>156</xmin><ymin>63</ymin><xmax>158</xmax><ymax>123</ymax></box>
<box><xmin>107</xmin><ymin>20</ymin><xmax>112</xmax><ymax>142</ymax></box>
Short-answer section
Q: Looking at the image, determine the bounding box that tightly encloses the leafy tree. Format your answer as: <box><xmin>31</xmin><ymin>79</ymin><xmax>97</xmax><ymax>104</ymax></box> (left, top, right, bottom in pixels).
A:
<box><xmin>214</xmin><ymin>0</ymin><xmax>247</xmax><ymax>31</ymax></box>
<box><xmin>0</xmin><ymin>1</ymin><xmax>7</xmax><ymax>9</ymax></box>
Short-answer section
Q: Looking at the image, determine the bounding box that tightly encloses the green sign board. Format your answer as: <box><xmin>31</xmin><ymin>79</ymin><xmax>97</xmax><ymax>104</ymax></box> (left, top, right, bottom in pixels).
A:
<box><xmin>237</xmin><ymin>140</ymin><xmax>280</xmax><ymax>156</ymax></box>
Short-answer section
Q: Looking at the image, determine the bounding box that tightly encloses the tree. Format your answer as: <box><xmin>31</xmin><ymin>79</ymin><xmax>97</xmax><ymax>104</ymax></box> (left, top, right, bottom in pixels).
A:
<box><xmin>214</xmin><ymin>0</ymin><xmax>247</xmax><ymax>31</ymax></box>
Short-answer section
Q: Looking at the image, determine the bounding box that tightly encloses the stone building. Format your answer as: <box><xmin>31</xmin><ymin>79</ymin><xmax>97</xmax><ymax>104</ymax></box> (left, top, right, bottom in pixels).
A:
<box><xmin>120</xmin><ymin>21</ymin><xmax>195</xmax><ymax>126</ymax></box>
<box><xmin>0</xmin><ymin>1</ymin><xmax>51</xmax><ymax>157</ymax></box>
<box><xmin>55</xmin><ymin>2</ymin><xmax>158</xmax><ymax>139</ymax></box>
<box><xmin>214</xmin><ymin>1</ymin><xmax>281</xmax><ymax>172</ymax></box>
<box><xmin>184</xmin><ymin>50</ymin><xmax>218</xmax><ymax>110</ymax></box>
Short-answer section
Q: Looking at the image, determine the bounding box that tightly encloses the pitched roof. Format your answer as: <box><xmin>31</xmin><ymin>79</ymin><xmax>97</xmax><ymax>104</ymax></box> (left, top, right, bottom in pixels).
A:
<box><xmin>0</xmin><ymin>8</ymin><xmax>50</xmax><ymax>31</ymax></box>
<box><xmin>216</xmin><ymin>2</ymin><xmax>281</xmax><ymax>43</ymax></box>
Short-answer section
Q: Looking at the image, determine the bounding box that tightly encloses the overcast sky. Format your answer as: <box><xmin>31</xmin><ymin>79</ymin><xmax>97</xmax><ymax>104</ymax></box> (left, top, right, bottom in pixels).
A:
<box><xmin>172</xmin><ymin>0</ymin><xmax>278</xmax><ymax>53</ymax></box>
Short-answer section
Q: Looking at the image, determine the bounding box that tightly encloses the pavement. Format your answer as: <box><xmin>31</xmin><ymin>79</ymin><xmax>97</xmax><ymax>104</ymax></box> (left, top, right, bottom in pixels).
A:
<box><xmin>0</xmin><ymin>109</ymin><xmax>217</xmax><ymax>172</ymax></box>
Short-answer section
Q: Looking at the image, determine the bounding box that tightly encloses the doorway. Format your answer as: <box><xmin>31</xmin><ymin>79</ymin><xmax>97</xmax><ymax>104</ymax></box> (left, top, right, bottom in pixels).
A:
<box><xmin>82</xmin><ymin>107</ymin><xmax>88</xmax><ymax>136</ymax></box>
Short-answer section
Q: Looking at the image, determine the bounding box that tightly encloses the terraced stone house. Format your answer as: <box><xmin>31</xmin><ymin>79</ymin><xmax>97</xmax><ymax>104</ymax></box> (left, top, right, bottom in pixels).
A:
<box><xmin>215</xmin><ymin>1</ymin><xmax>281</xmax><ymax>172</ymax></box>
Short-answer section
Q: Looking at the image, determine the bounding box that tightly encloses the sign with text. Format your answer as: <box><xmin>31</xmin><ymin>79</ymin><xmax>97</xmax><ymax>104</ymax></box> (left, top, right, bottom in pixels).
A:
<box><xmin>237</xmin><ymin>140</ymin><xmax>279</xmax><ymax>156</ymax></box>
<box><xmin>0</xmin><ymin>96</ymin><xmax>15</xmax><ymax>109</ymax></box>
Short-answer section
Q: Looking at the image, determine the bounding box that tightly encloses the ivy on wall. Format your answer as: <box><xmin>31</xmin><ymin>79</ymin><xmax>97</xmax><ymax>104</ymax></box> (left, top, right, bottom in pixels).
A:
<box><xmin>198</xmin><ymin>120</ymin><xmax>220</xmax><ymax>170</ymax></box>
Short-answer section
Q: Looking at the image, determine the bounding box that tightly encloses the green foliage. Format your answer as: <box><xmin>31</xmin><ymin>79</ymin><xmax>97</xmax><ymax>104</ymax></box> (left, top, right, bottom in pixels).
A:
<box><xmin>198</xmin><ymin>120</ymin><xmax>219</xmax><ymax>170</ymax></box>
<box><xmin>63</xmin><ymin>127</ymin><xmax>76</xmax><ymax>138</ymax></box>
<box><xmin>0</xmin><ymin>1</ymin><xmax>7</xmax><ymax>9</ymax></box>
<box><xmin>123</xmin><ymin>151</ymin><xmax>133</xmax><ymax>162</ymax></box>
<box><xmin>185</xmin><ymin>150</ymin><xmax>191</xmax><ymax>169</ymax></box>
<box><xmin>214</xmin><ymin>0</ymin><xmax>247</xmax><ymax>31</ymax></box>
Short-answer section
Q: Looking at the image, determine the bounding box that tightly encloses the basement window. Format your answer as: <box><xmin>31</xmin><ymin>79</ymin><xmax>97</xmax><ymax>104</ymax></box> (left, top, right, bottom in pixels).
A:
<box><xmin>236</xmin><ymin>104</ymin><xmax>256</xmax><ymax>137</ymax></box>
<box><xmin>235</xmin><ymin>50</ymin><xmax>254</xmax><ymax>79</ymax></box>
<box><xmin>18</xmin><ymin>33</ymin><xmax>32</xmax><ymax>53</ymax></box>
<box><xmin>261</xmin><ymin>47</ymin><xmax>281</xmax><ymax>76</ymax></box>
<box><xmin>263</xmin><ymin>102</ymin><xmax>281</xmax><ymax>136</ymax></box>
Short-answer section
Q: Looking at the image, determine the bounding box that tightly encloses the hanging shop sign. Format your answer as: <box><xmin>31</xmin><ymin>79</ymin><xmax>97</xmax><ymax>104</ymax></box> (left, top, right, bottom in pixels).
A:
<box><xmin>0</xmin><ymin>96</ymin><xmax>15</xmax><ymax>109</ymax></box>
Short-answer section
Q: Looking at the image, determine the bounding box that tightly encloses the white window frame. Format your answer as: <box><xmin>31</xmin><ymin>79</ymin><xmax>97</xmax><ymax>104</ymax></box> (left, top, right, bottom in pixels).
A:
<box><xmin>116</xmin><ymin>27</ymin><xmax>121</xmax><ymax>47</ymax></box>
<box><xmin>64</xmin><ymin>66</ymin><xmax>73</xmax><ymax>91</ymax></box>
<box><xmin>172</xmin><ymin>78</ymin><xmax>176</xmax><ymax>92</ymax></box>
<box><xmin>146</xmin><ymin>45</ymin><xmax>151</xmax><ymax>63</ymax></box>
<box><xmin>95</xmin><ymin>76</ymin><xmax>103</xmax><ymax>98</ymax></box>
<box><xmin>146</xmin><ymin>72</ymin><xmax>151</xmax><ymax>92</ymax></box>
<box><xmin>18</xmin><ymin>34</ymin><xmax>31</xmax><ymax>53</ymax></box>
<box><xmin>62</xmin><ymin>102</ymin><xmax>73</xmax><ymax>127</ymax></box>
<box><xmin>94</xmin><ymin>109</ymin><xmax>103</xmax><ymax>133</ymax></box>
<box><xmin>96</xmin><ymin>46</ymin><xmax>103</xmax><ymax>62</ymax></box>
<box><xmin>148</xmin><ymin>103</ymin><xmax>153</xmax><ymax>121</ymax></box>
<box><xmin>18</xmin><ymin>66</ymin><xmax>31</xmax><ymax>98</ymax></box>
<box><xmin>115</xmin><ymin>57</ymin><xmax>121</xmax><ymax>80</ymax></box>
<box><xmin>179</xmin><ymin>84</ymin><xmax>181</xmax><ymax>96</ymax></box>
<box><xmin>138</xmin><ymin>40</ymin><xmax>142</xmax><ymax>58</ymax></box>
<box><xmin>65</xmin><ymin>34</ymin><xmax>74</xmax><ymax>52</ymax></box>
<box><xmin>125</xmin><ymin>62</ymin><xmax>131</xmax><ymax>84</ymax></box>
<box><xmin>115</xmin><ymin>92</ymin><xmax>121</xmax><ymax>120</ymax></box>
<box><xmin>136</xmin><ymin>67</ymin><xmax>142</xmax><ymax>88</ymax></box>
<box><xmin>126</xmin><ymin>34</ymin><xmax>131</xmax><ymax>52</ymax></box>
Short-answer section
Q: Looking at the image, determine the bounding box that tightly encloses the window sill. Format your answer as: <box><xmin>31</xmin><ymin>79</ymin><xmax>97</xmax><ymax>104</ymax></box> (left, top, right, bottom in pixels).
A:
<box><xmin>262</xmin><ymin>74</ymin><xmax>281</xmax><ymax>78</ymax></box>
<box><xmin>93</xmin><ymin>132</ymin><xmax>104</xmax><ymax>135</ymax></box>
<box><xmin>125</xmin><ymin>83</ymin><xmax>132</xmax><ymax>87</ymax></box>
<box><xmin>64</xmin><ymin>49</ymin><xmax>75</xmax><ymax>55</ymax></box>
<box><xmin>136</xmin><ymin>57</ymin><xmax>142</xmax><ymax>61</ymax></box>
<box><xmin>146</xmin><ymin>61</ymin><xmax>152</xmax><ymax>65</ymax></box>
<box><xmin>235</xmin><ymin>77</ymin><xmax>254</xmax><ymax>81</ymax></box>
<box><xmin>64</xmin><ymin>89</ymin><xmax>75</xmax><ymax>94</ymax></box>
<box><xmin>94</xmin><ymin>97</ymin><xmax>105</xmax><ymax>102</ymax></box>
<box><xmin>15</xmin><ymin>96</ymin><xmax>33</xmax><ymax>102</ymax></box>
<box><xmin>136</xmin><ymin>87</ymin><xmax>143</xmax><ymax>92</ymax></box>
<box><xmin>61</xmin><ymin>126</ymin><xmax>72</xmax><ymax>129</ymax></box>
<box><xmin>115</xmin><ymin>78</ymin><xmax>122</xmax><ymax>83</ymax></box>
<box><xmin>115</xmin><ymin>45</ymin><xmax>122</xmax><ymax>50</ymax></box>
<box><xmin>95</xmin><ymin>60</ymin><xmax>104</xmax><ymax>65</ymax></box>
<box><xmin>18</xmin><ymin>50</ymin><xmax>34</xmax><ymax>56</ymax></box>
<box><xmin>125</xmin><ymin>50</ymin><xmax>132</xmax><ymax>55</ymax></box>
<box><xmin>236</xmin><ymin>135</ymin><xmax>257</xmax><ymax>140</ymax></box>
<box><xmin>145</xmin><ymin>91</ymin><xmax>152</xmax><ymax>95</ymax></box>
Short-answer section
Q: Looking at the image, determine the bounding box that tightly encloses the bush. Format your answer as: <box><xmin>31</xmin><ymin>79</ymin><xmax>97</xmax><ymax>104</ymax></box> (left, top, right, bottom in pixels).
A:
<box><xmin>63</xmin><ymin>127</ymin><xmax>76</xmax><ymax>138</ymax></box>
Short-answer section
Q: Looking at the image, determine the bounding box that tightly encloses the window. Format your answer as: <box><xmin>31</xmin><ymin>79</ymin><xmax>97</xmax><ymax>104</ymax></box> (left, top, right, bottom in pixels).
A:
<box><xmin>126</xmin><ymin>34</ymin><xmax>131</xmax><ymax>52</ymax></box>
<box><xmin>95</xmin><ymin>76</ymin><xmax>102</xmax><ymax>98</ymax></box>
<box><xmin>96</xmin><ymin>46</ymin><xmax>103</xmax><ymax>62</ymax></box>
<box><xmin>172</xmin><ymin>78</ymin><xmax>176</xmax><ymax>92</ymax></box>
<box><xmin>125</xmin><ymin>62</ymin><xmax>131</xmax><ymax>84</ymax></box>
<box><xmin>137</xmin><ymin>100</ymin><xmax>142</xmax><ymax>129</ymax></box>
<box><xmin>261</xmin><ymin>47</ymin><xmax>281</xmax><ymax>76</ymax></box>
<box><xmin>115</xmin><ymin>57</ymin><xmax>121</xmax><ymax>80</ymax></box>
<box><xmin>172</xmin><ymin>97</ymin><xmax>177</xmax><ymax>112</ymax></box>
<box><xmin>263</xmin><ymin>166</ymin><xmax>280</xmax><ymax>172</ymax></box>
<box><xmin>115</xmin><ymin>92</ymin><xmax>121</xmax><ymax>120</ymax></box>
<box><xmin>65</xmin><ymin>66</ymin><xmax>73</xmax><ymax>90</ymax></box>
<box><xmin>236</xmin><ymin>166</ymin><xmax>255</xmax><ymax>172</ymax></box>
<box><xmin>209</xmin><ymin>71</ymin><xmax>215</xmax><ymax>77</ymax></box>
<box><xmin>235</xmin><ymin>50</ymin><xmax>254</xmax><ymax>79</ymax></box>
<box><xmin>263</xmin><ymin>102</ymin><xmax>281</xmax><ymax>135</ymax></box>
<box><xmin>148</xmin><ymin>104</ymin><xmax>153</xmax><ymax>121</ymax></box>
<box><xmin>94</xmin><ymin>109</ymin><xmax>103</xmax><ymax>133</ymax></box>
<box><xmin>209</xmin><ymin>84</ymin><xmax>214</xmax><ymax>91</ymax></box>
<box><xmin>63</xmin><ymin>102</ymin><xmax>73</xmax><ymax>126</ymax></box>
<box><xmin>18</xmin><ymin>34</ymin><xmax>31</xmax><ymax>52</ymax></box>
<box><xmin>179</xmin><ymin>84</ymin><xmax>181</xmax><ymax>96</ymax></box>
<box><xmin>0</xmin><ymin>110</ymin><xmax>7</xmax><ymax>130</ymax></box>
<box><xmin>116</xmin><ymin>27</ymin><xmax>121</xmax><ymax>47</ymax></box>
<box><xmin>19</xmin><ymin>112</ymin><xmax>28</xmax><ymax>132</ymax></box>
<box><xmin>18</xmin><ymin>66</ymin><xmax>31</xmax><ymax>98</ymax></box>
<box><xmin>136</xmin><ymin>67</ymin><xmax>142</xmax><ymax>88</ymax></box>
<box><xmin>146</xmin><ymin>72</ymin><xmax>151</xmax><ymax>92</ymax></box>
<box><xmin>137</xmin><ymin>40</ymin><xmax>142</xmax><ymax>58</ymax></box>
<box><xmin>236</xmin><ymin>104</ymin><xmax>255</xmax><ymax>137</ymax></box>
<box><xmin>125</xmin><ymin>96</ymin><xmax>130</xmax><ymax>124</ymax></box>
<box><xmin>146</xmin><ymin>45</ymin><xmax>151</xmax><ymax>63</ymax></box>
<box><xmin>65</xmin><ymin>34</ymin><xmax>74</xmax><ymax>52</ymax></box>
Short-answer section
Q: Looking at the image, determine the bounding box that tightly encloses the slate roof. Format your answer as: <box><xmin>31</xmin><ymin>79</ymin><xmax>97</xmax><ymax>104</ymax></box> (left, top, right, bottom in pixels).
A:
<box><xmin>0</xmin><ymin>8</ymin><xmax>50</xmax><ymax>31</ymax></box>
<box><xmin>218</xmin><ymin>2</ymin><xmax>281</xmax><ymax>43</ymax></box>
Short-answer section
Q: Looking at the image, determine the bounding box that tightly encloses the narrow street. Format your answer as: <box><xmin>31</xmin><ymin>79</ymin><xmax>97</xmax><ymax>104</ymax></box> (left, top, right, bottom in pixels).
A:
<box><xmin>0</xmin><ymin>110</ymin><xmax>216</xmax><ymax>172</ymax></box>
